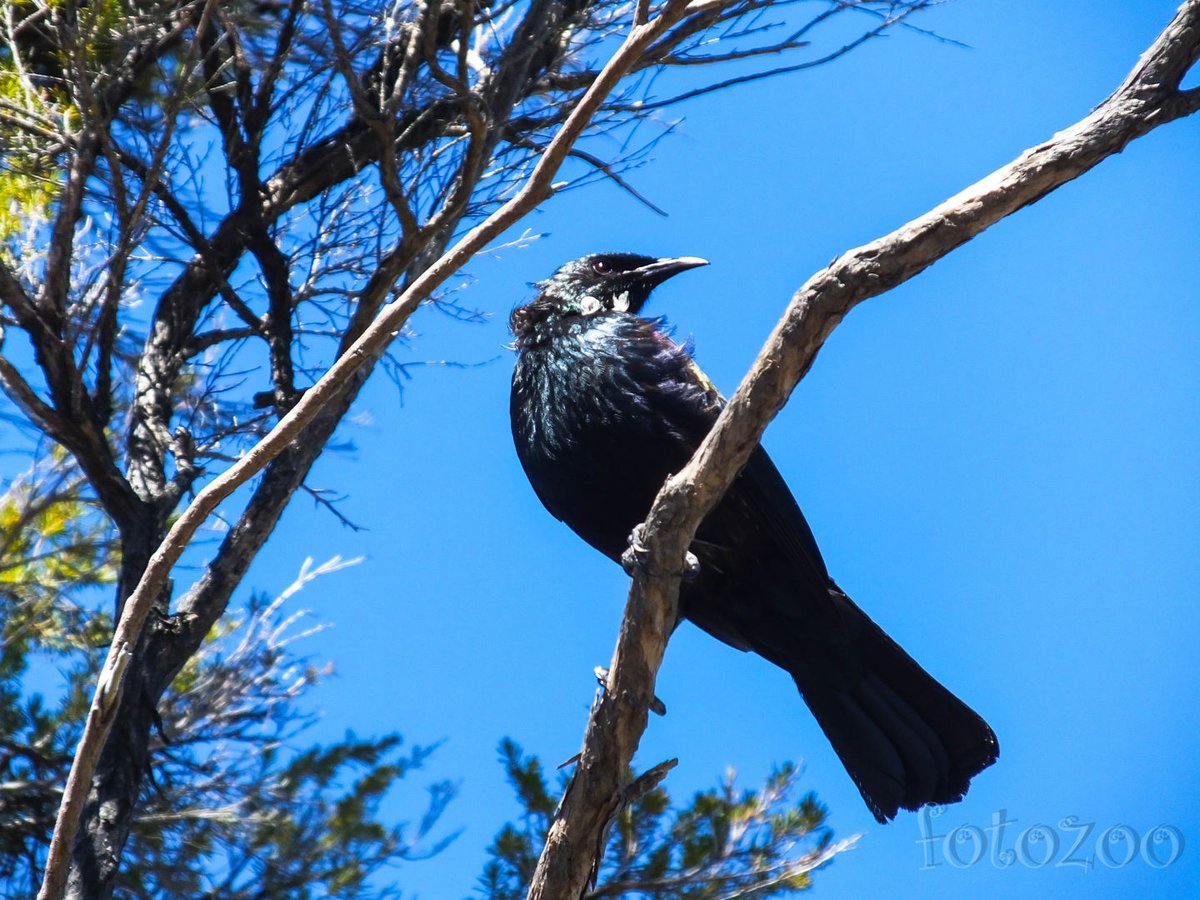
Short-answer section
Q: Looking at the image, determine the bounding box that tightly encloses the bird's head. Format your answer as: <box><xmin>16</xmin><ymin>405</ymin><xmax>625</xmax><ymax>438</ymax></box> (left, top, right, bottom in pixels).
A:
<box><xmin>510</xmin><ymin>253</ymin><xmax>708</xmax><ymax>341</ymax></box>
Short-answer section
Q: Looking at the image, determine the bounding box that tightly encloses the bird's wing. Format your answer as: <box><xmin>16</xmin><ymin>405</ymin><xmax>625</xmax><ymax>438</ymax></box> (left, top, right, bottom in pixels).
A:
<box><xmin>654</xmin><ymin>353</ymin><xmax>831</xmax><ymax>586</ymax></box>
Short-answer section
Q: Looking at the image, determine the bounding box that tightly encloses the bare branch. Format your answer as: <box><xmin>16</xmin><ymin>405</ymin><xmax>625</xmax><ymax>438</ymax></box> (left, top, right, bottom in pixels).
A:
<box><xmin>624</xmin><ymin>7</ymin><xmax>914</xmax><ymax>110</ymax></box>
<box><xmin>0</xmin><ymin>350</ymin><xmax>66</xmax><ymax>437</ymax></box>
<box><xmin>508</xmin><ymin>135</ymin><xmax>669</xmax><ymax>216</ymax></box>
<box><xmin>36</xmin><ymin>3</ymin><xmax>705</xmax><ymax>895</ymax></box>
<box><xmin>529</xmin><ymin>2</ymin><xmax>1200</xmax><ymax>897</ymax></box>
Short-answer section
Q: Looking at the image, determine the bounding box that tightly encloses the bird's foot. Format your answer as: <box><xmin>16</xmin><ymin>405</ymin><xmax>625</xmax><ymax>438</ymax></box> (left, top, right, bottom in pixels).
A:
<box><xmin>595</xmin><ymin>666</ymin><xmax>667</xmax><ymax>716</ymax></box>
<box><xmin>621</xmin><ymin>524</ymin><xmax>651</xmax><ymax>576</ymax></box>
<box><xmin>621</xmin><ymin>524</ymin><xmax>702</xmax><ymax>581</ymax></box>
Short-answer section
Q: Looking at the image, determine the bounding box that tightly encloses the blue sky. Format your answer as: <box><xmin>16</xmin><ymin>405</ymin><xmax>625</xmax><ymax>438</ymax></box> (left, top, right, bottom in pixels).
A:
<box><xmin>208</xmin><ymin>1</ymin><xmax>1200</xmax><ymax>897</ymax></box>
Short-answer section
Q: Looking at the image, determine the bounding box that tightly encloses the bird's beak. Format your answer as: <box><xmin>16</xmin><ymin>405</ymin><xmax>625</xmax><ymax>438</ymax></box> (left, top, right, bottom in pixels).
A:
<box><xmin>634</xmin><ymin>256</ymin><xmax>709</xmax><ymax>287</ymax></box>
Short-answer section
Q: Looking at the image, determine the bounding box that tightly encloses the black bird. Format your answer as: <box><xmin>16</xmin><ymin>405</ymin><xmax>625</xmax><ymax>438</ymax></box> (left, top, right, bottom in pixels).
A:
<box><xmin>509</xmin><ymin>252</ymin><xmax>998</xmax><ymax>823</ymax></box>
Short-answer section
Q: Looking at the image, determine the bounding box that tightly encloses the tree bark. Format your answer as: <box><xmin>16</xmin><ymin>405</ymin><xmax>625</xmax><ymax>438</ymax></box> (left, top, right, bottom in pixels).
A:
<box><xmin>526</xmin><ymin>3</ymin><xmax>1200</xmax><ymax>897</ymax></box>
<box><xmin>39</xmin><ymin>2</ymin><xmax>708</xmax><ymax>897</ymax></box>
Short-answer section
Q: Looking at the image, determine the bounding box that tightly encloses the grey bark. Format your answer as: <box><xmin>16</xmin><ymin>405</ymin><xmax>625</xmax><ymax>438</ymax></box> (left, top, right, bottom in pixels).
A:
<box><xmin>527</xmin><ymin>3</ymin><xmax>1200</xmax><ymax>897</ymax></box>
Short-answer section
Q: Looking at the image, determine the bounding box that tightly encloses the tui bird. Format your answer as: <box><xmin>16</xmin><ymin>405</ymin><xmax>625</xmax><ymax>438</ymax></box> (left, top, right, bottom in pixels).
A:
<box><xmin>508</xmin><ymin>252</ymin><xmax>998</xmax><ymax>823</ymax></box>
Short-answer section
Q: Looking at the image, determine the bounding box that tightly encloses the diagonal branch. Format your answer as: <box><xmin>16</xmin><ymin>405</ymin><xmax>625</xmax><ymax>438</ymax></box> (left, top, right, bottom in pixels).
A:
<box><xmin>0</xmin><ymin>350</ymin><xmax>66</xmax><ymax>436</ymax></box>
<box><xmin>529</xmin><ymin>2</ymin><xmax>1200</xmax><ymax>897</ymax></box>
<box><xmin>36</xmin><ymin>2</ymin><xmax>703</xmax><ymax>896</ymax></box>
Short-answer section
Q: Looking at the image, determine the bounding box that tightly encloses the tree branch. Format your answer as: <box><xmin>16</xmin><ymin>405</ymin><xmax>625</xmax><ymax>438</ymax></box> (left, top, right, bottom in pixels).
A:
<box><xmin>528</xmin><ymin>2</ymin><xmax>1200</xmax><ymax>897</ymax></box>
<box><xmin>36</xmin><ymin>3</ymin><xmax>703</xmax><ymax>896</ymax></box>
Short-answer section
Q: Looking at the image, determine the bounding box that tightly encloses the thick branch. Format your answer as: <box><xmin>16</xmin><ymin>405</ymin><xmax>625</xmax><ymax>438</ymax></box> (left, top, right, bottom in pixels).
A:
<box><xmin>0</xmin><ymin>273</ymin><xmax>144</xmax><ymax>533</ymax></box>
<box><xmin>529</xmin><ymin>2</ymin><xmax>1200</xmax><ymax>897</ymax></box>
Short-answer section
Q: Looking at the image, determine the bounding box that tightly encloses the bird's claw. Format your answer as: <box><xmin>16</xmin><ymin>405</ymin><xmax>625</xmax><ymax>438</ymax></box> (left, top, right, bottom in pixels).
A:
<box><xmin>621</xmin><ymin>524</ymin><xmax>650</xmax><ymax>576</ymax></box>
<box><xmin>621</xmin><ymin>524</ymin><xmax>703</xmax><ymax>581</ymax></box>
<box><xmin>595</xmin><ymin>666</ymin><xmax>667</xmax><ymax>716</ymax></box>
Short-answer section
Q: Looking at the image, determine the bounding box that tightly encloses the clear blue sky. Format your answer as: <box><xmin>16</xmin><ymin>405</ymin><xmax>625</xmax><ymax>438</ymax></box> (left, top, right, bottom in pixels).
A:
<box><xmin>232</xmin><ymin>1</ymin><xmax>1200</xmax><ymax>897</ymax></box>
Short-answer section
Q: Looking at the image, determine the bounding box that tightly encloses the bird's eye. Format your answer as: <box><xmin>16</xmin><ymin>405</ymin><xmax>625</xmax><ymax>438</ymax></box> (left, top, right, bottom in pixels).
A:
<box><xmin>591</xmin><ymin>259</ymin><xmax>611</xmax><ymax>275</ymax></box>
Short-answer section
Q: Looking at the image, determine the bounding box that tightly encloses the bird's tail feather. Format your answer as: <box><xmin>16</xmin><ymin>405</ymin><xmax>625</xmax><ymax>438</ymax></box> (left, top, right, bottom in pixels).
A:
<box><xmin>787</xmin><ymin>587</ymin><xmax>998</xmax><ymax>824</ymax></box>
